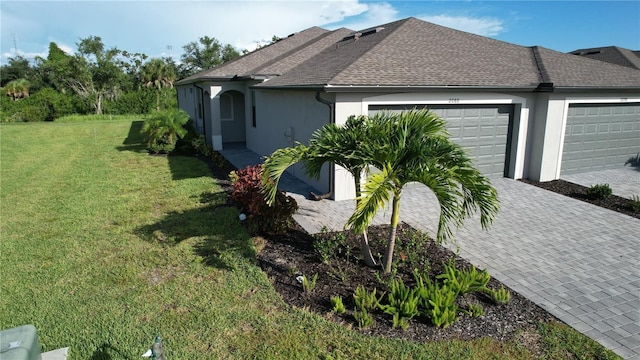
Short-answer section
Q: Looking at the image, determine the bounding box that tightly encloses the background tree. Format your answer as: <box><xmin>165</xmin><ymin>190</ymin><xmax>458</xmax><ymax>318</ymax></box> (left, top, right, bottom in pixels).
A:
<box><xmin>0</xmin><ymin>56</ymin><xmax>32</xmax><ymax>87</ymax></box>
<box><xmin>33</xmin><ymin>42</ymin><xmax>74</xmax><ymax>94</ymax></box>
<box><xmin>179</xmin><ymin>36</ymin><xmax>241</xmax><ymax>77</ymax></box>
<box><xmin>346</xmin><ymin>109</ymin><xmax>500</xmax><ymax>273</ymax></box>
<box><xmin>140</xmin><ymin>58</ymin><xmax>177</xmax><ymax>111</ymax></box>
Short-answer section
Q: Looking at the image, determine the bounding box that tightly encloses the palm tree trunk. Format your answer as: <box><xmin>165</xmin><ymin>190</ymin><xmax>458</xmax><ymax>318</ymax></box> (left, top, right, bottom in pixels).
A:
<box><xmin>383</xmin><ymin>191</ymin><xmax>401</xmax><ymax>273</ymax></box>
<box><xmin>155</xmin><ymin>87</ymin><xmax>161</xmax><ymax>112</ymax></box>
<box><xmin>359</xmin><ymin>231</ymin><xmax>377</xmax><ymax>267</ymax></box>
<box><xmin>354</xmin><ymin>175</ymin><xmax>376</xmax><ymax>267</ymax></box>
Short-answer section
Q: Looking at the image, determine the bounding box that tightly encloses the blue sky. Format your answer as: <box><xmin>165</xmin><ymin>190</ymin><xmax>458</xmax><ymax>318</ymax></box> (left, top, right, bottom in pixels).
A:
<box><xmin>1</xmin><ymin>0</ymin><xmax>638</xmax><ymax>65</ymax></box>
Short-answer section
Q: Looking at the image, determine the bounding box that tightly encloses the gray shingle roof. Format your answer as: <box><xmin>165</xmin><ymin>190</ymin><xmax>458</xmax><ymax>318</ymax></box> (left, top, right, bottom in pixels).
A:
<box><xmin>536</xmin><ymin>46</ymin><xmax>640</xmax><ymax>88</ymax></box>
<box><xmin>179</xmin><ymin>17</ymin><xmax>640</xmax><ymax>90</ymax></box>
<box><xmin>570</xmin><ymin>46</ymin><xmax>640</xmax><ymax>70</ymax></box>
<box><xmin>261</xmin><ymin>18</ymin><xmax>542</xmax><ymax>88</ymax></box>
<box><xmin>176</xmin><ymin>26</ymin><xmax>337</xmax><ymax>84</ymax></box>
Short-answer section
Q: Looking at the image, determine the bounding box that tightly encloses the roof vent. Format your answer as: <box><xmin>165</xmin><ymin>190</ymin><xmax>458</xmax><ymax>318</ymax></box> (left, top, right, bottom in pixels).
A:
<box><xmin>342</xmin><ymin>27</ymin><xmax>385</xmax><ymax>41</ymax></box>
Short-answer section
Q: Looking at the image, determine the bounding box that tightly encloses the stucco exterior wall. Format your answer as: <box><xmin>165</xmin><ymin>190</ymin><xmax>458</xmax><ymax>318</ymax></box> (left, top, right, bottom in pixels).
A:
<box><xmin>248</xmin><ymin>89</ymin><xmax>332</xmax><ymax>194</ymax></box>
<box><xmin>176</xmin><ymin>85</ymin><xmax>203</xmax><ymax>133</ymax></box>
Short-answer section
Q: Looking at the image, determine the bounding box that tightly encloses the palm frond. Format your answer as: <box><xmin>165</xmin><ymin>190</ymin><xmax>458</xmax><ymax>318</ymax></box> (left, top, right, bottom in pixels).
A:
<box><xmin>346</xmin><ymin>165</ymin><xmax>396</xmax><ymax>233</ymax></box>
<box><xmin>261</xmin><ymin>144</ymin><xmax>308</xmax><ymax>205</ymax></box>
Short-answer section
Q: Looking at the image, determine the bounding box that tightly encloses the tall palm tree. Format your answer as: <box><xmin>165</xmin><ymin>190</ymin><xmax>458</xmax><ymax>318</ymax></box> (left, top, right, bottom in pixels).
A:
<box><xmin>262</xmin><ymin>115</ymin><xmax>378</xmax><ymax>267</ymax></box>
<box><xmin>346</xmin><ymin>109</ymin><xmax>500</xmax><ymax>273</ymax></box>
<box><xmin>141</xmin><ymin>58</ymin><xmax>177</xmax><ymax>112</ymax></box>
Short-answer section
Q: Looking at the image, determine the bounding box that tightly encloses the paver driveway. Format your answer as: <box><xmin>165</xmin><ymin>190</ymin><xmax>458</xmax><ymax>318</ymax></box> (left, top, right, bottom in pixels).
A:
<box><xmin>221</xmin><ymin>148</ymin><xmax>640</xmax><ymax>359</ymax></box>
<box><xmin>562</xmin><ymin>166</ymin><xmax>640</xmax><ymax>199</ymax></box>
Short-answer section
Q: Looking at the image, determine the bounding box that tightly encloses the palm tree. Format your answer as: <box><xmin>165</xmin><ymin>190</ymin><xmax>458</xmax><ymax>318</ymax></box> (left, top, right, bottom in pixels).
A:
<box><xmin>346</xmin><ymin>109</ymin><xmax>500</xmax><ymax>273</ymax></box>
<box><xmin>5</xmin><ymin>79</ymin><xmax>30</xmax><ymax>101</ymax></box>
<box><xmin>141</xmin><ymin>58</ymin><xmax>177</xmax><ymax>112</ymax></box>
<box><xmin>262</xmin><ymin>115</ymin><xmax>378</xmax><ymax>267</ymax></box>
<box><xmin>141</xmin><ymin>109</ymin><xmax>189</xmax><ymax>153</ymax></box>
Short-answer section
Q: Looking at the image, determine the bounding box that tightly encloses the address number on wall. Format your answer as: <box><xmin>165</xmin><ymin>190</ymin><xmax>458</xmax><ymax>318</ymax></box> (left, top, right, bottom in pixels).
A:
<box><xmin>448</xmin><ymin>98</ymin><xmax>460</xmax><ymax>103</ymax></box>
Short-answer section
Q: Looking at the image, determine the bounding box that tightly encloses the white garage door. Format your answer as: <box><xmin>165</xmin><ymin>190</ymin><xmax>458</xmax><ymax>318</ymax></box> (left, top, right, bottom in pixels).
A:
<box><xmin>368</xmin><ymin>105</ymin><xmax>513</xmax><ymax>178</ymax></box>
<box><xmin>561</xmin><ymin>103</ymin><xmax>640</xmax><ymax>175</ymax></box>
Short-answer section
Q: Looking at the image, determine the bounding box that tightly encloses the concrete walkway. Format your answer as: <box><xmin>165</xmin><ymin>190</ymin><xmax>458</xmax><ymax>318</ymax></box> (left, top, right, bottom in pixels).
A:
<box><xmin>562</xmin><ymin>167</ymin><xmax>640</xmax><ymax>199</ymax></box>
<box><xmin>220</xmin><ymin>148</ymin><xmax>640</xmax><ymax>359</ymax></box>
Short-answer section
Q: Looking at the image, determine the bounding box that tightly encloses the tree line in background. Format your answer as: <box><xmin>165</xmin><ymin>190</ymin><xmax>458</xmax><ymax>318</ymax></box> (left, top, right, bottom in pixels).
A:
<box><xmin>0</xmin><ymin>35</ymin><xmax>245</xmax><ymax>122</ymax></box>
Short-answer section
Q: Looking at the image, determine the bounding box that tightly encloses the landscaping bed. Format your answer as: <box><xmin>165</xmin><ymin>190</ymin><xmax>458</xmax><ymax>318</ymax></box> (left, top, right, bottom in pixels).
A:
<box><xmin>201</xmin><ymin>150</ymin><xmax>618</xmax><ymax>357</ymax></box>
<box><xmin>519</xmin><ymin>179</ymin><xmax>639</xmax><ymax>220</ymax></box>
<box><xmin>256</xmin><ymin>222</ymin><xmax>557</xmax><ymax>348</ymax></box>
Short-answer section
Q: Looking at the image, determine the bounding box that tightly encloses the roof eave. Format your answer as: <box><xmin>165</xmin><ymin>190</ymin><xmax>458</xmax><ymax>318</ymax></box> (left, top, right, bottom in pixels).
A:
<box><xmin>175</xmin><ymin>75</ymin><xmax>237</xmax><ymax>86</ymax></box>
<box><xmin>322</xmin><ymin>84</ymin><xmax>540</xmax><ymax>93</ymax></box>
<box><xmin>552</xmin><ymin>86</ymin><xmax>640</xmax><ymax>93</ymax></box>
<box><xmin>176</xmin><ymin>74</ymin><xmax>275</xmax><ymax>86</ymax></box>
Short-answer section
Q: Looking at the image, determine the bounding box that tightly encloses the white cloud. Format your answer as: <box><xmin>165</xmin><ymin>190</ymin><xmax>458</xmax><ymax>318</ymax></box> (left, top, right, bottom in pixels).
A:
<box><xmin>335</xmin><ymin>2</ymin><xmax>398</xmax><ymax>31</ymax></box>
<box><xmin>418</xmin><ymin>15</ymin><xmax>504</xmax><ymax>36</ymax></box>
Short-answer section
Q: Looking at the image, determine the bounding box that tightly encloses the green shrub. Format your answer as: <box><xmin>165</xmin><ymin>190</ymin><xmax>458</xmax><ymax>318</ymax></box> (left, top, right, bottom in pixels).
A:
<box><xmin>630</xmin><ymin>194</ymin><xmax>640</xmax><ymax>212</ymax></box>
<box><xmin>380</xmin><ymin>278</ymin><xmax>420</xmax><ymax>329</ymax></box>
<box><xmin>436</xmin><ymin>259</ymin><xmax>490</xmax><ymax>295</ymax></box>
<box><xmin>353</xmin><ymin>285</ymin><xmax>383</xmax><ymax>312</ymax></box>
<box><xmin>141</xmin><ymin>109</ymin><xmax>189</xmax><ymax>153</ymax></box>
<box><xmin>586</xmin><ymin>183</ymin><xmax>612</xmax><ymax>200</ymax></box>
<box><xmin>414</xmin><ymin>270</ymin><xmax>459</xmax><ymax>328</ymax></box>
<box><xmin>314</xmin><ymin>231</ymin><xmax>347</xmax><ymax>264</ymax></box>
<box><xmin>301</xmin><ymin>273</ymin><xmax>318</xmax><ymax>293</ymax></box>
<box><xmin>330</xmin><ymin>296</ymin><xmax>346</xmax><ymax>314</ymax></box>
<box><xmin>230</xmin><ymin>165</ymin><xmax>298</xmax><ymax>236</ymax></box>
<box><xmin>465</xmin><ymin>303</ymin><xmax>484</xmax><ymax>318</ymax></box>
<box><xmin>352</xmin><ymin>286</ymin><xmax>380</xmax><ymax>329</ymax></box>
<box><xmin>353</xmin><ymin>308</ymin><xmax>374</xmax><ymax>329</ymax></box>
<box><xmin>487</xmin><ymin>286</ymin><xmax>511</xmax><ymax>305</ymax></box>
<box><xmin>424</xmin><ymin>283</ymin><xmax>459</xmax><ymax>328</ymax></box>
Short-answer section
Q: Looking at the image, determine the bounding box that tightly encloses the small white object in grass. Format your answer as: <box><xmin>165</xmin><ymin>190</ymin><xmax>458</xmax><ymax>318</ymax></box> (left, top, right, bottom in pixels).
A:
<box><xmin>296</xmin><ymin>275</ymin><xmax>304</xmax><ymax>283</ymax></box>
<box><xmin>239</xmin><ymin>213</ymin><xmax>247</xmax><ymax>221</ymax></box>
<box><xmin>142</xmin><ymin>349</ymin><xmax>152</xmax><ymax>357</ymax></box>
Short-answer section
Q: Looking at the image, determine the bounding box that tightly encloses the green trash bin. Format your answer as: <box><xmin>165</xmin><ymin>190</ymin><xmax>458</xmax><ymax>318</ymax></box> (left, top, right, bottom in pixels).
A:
<box><xmin>0</xmin><ymin>325</ymin><xmax>42</xmax><ymax>360</ymax></box>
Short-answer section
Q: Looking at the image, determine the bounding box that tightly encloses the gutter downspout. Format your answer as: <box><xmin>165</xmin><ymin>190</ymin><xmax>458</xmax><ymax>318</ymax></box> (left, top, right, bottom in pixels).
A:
<box><xmin>193</xmin><ymin>83</ymin><xmax>208</xmax><ymax>145</ymax></box>
<box><xmin>315</xmin><ymin>91</ymin><xmax>335</xmax><ymax>200</ymax></box>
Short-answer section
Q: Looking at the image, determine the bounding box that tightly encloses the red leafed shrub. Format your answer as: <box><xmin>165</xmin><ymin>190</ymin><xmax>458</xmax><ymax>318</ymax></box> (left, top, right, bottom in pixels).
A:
<box><xmin>230</xmin><ymin>165</ymin><xmax>298</xmax><ymax>235</ymax></box>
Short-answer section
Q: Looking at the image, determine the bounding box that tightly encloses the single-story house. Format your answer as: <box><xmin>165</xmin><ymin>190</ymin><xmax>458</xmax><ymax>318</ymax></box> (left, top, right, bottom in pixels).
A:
<box><xmin>176</xmin><ymin>17</ymin><xmax>640</xmax><ymax>201</ymax></box>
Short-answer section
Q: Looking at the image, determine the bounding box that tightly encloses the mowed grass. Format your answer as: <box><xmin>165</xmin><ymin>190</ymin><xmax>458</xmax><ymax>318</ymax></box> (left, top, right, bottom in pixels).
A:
<box><xmin>0</xmin><ymin>120</ymin><xmax>620</xmax><ymax>359</ymax></box>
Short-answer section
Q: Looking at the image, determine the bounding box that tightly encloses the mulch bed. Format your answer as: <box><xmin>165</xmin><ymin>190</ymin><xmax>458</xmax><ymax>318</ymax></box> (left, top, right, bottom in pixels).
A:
<box><xmin>256</xmin><ymin>223</ymin><xmax>557</xmax><ymax>345</ymax></box>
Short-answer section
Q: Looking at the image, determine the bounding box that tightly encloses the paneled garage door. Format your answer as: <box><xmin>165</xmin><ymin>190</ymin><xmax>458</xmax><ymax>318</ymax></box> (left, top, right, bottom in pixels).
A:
<box><xmin>369</xmin><ymin>105</ymin><xmax>513</xmax><ymax>178</ymax></box>
<box><xmin>561</xmin><ymin>103</ymin><xmax>640</xmax><ymax>175</ymax></box>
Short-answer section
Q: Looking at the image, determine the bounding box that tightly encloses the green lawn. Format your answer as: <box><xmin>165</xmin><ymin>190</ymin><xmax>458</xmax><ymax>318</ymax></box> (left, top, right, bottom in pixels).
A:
<box><xmin>0</xmin><ymin>119</ymin><xmax>619</xmax><ymax>359</ymax></box>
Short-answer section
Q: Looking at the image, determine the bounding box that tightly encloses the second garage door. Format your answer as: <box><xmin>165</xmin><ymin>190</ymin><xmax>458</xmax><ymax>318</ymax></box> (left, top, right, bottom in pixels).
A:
<box><xmin>561</xmin><ymin>103</ymin><xmax>640</xmax><ymax>175</ymax></box>
<box><xmin>369</xmin><ymin>104</ymin><xmax>513</xmax><ymax>178</ymax></box>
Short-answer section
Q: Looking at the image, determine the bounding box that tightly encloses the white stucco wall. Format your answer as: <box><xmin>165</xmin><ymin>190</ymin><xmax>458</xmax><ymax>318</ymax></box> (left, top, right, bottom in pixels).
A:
<box><xmin>176</xmin><ymin>85</ymin><xmax>203</xmax><ymax>133</ymax></box>
<box><xmin>248</xmin><ymin>89</ymin><xmax>332</xmax><ymax>194</ymax></box>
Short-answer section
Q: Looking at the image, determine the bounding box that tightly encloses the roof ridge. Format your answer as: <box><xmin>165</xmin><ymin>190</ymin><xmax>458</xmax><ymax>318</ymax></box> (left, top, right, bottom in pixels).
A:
<box><xmin>250</xmin><ymin>27</ymin><xmax>350</xmax><ymax>75</ymax></box>
<box><xmin>615</xmin><ymin>47</ymin><xmax>640</xmax><ymax>70</ymax></box>
<box><xmin>531</xmin><ymin>46</ymin><xmax>552</xmax><ymax>83</ymax></box>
